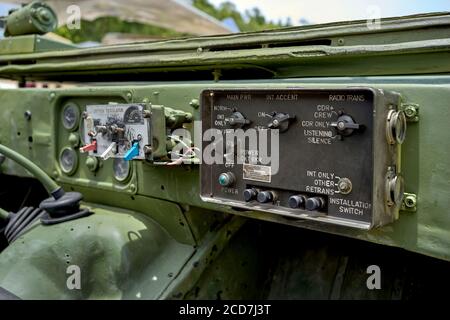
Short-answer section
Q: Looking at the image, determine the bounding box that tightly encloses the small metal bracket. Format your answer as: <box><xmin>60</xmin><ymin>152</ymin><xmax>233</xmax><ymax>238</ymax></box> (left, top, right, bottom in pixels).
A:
<box><xmin>401</xmin><ymin>192</ymin><xmax>417</xmax><ymax>212</ymax></box>
<box><xmin>402</xmin><ymin>103</ymin><xmax>419</xmax><ymax>122</ymax></box>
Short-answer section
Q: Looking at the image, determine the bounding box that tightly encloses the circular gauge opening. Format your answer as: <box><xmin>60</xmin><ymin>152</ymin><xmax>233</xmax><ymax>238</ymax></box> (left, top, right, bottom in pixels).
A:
<box><xmin>62</xmin><ymin>102</ymin><xmax>80</xmax><ymax>131</ymax></box>
<box><xmin>59</xmin><ymin>147</ymin><xmax>78</xmax><ymax>175</ymax></box>
<box><xmin>113</xmin><ymin>157</ymin><xmax>131</xmax><ymax>182</ymax></box>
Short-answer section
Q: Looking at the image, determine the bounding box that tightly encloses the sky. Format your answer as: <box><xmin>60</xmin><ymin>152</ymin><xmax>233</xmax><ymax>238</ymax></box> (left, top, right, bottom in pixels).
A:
<box><xmin>0</xmin><ymin>0</ymin><xmax>448</xmax><ymax>30</ymax></box>
<box><xmin>209</xmin><ymin>0</ymin><xmax>450</xmax><ymax>25</ymax></box>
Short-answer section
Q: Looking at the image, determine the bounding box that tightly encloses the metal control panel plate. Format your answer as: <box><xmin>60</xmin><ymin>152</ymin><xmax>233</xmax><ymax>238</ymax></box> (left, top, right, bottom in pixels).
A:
<box><xmin>200</xmin><ymin>88</ymin><xmax>405</xmax><ymax>229</ymax></box>
<box><xmin>82</xmin><ymin>103</ymin><xmax>150</xmax><ymax>160</ymax></box>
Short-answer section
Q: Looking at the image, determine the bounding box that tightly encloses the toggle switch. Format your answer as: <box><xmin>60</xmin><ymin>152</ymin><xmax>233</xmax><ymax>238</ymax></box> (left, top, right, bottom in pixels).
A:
<box><xmin>100</xmin><ymin>142</ymin><xmax>117</xmax><ymax>160</ymax></box>
<box><xmin>124</xmin><ymin>142</ymin><xmax>140</xmax><ymax>161</ymax></box>
<box><xmin>79</xmin><ymin>140</ymin><xmax>97</xmax><ymax>153</ymax></box>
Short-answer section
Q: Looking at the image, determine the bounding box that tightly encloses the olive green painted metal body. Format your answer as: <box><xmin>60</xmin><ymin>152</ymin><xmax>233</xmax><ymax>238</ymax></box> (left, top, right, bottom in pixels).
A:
<box><xmin>0</xmin><ymin>13</ymin><xmax>449</xmax><ymax>299</ymax></box>
<box><xmin>0</xmin><ymin>35</ymin><xmax>74</xmax><ymax>55</ymax></box>
<box><xmin>0</xmin><ymin>78</ymin><xmax>449</xmax><ymax>262</ymax></box>
<box><xmin>3</xmin><ymin>2</ymin><xmax>58</xmax><ymax>37</ymax></box>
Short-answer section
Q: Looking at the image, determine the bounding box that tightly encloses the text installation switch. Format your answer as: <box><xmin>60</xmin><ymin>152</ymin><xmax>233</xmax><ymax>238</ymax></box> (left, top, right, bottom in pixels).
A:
<box><xmin>200</xmin><ymin>88</ymin><xmax>406</xmax><ymax>229</ymax></box>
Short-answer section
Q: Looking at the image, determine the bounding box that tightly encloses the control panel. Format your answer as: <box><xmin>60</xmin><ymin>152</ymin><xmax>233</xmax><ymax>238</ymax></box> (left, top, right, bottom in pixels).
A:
<box><xmin>81</xmin><ymin>103</ymin><xmax>150</xmax><ymax>161</ymax></box>
<box><xmin>78</xmin><ymin>103</ymin><xmax>193</xmax><ymax>163</ymax></box>
<box><xmin>200</xmin><ymin>88</ymin><xmax>407</xmax><ymax>229</ymax></box>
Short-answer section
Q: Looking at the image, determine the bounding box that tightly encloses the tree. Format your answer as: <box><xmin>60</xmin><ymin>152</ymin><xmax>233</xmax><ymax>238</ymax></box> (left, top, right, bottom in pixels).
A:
<box><xmin>193</xmin><ymin>0</ymin><xmax>291</xmax><ymax>32</ymax></box>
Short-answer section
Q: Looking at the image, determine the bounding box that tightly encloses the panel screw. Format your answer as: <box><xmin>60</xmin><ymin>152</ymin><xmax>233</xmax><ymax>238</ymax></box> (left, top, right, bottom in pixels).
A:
<box><xmin>24</xmin><ymin>110</ymin><xmax>32</xmax><ymax>120</ymax></box>
<box><xmin>68</xmin><ymin>133</ymin><xmax>80</xmax><ymax>147</ymax></box>
<box><xmin>337</xmin><ymin>177</ymin><xmax>352</xmax><ymax>194</ymax></box>
<box><xmin>85</xmin><ymin>156</ymin><xmax>99</xmax><ymax>172</ymax></box>
<box><xmin>189</xmin><ymin>99</ymin><xmax>199</xmax><ymax>109</ymax></box>
<box><xmin>404</xmin><ymin>194</ymin><xmax>417</xmax><ymax>208</ymax></box>
<box><xmin>337</xmin><ymin>38</ymin><xmax>345</xmax><ymax>46</ymax></box>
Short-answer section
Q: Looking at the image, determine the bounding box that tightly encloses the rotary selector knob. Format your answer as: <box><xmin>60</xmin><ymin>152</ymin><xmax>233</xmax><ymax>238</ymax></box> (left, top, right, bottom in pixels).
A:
<box><xmin>331</xmin><ymin>114</ymin><xmax>361</xmax><ymax>136</ymax></box>
<box><xmin>267</xmin><ymin>112</ymin><xmax>295</xmax><ymax>132</ymax></box>
<box><xmin>218</xmin><ymin>172</ymin><xmax>235</xmax><ymax>187</ymax></box>
<box><xmin>227</xmin><ymin>112</ymin><xmax>250</xmax><ymax>128</ymax></box>
<box><xmin>243</xmin><ymin>188</ymin><xmax>257</xmax><ymax>202</ymax></box>
<box><xmin>257</xmin><ymin>191</ymin><xmax>275</xmax><ymax>203</ymax></box>
<box><xmin>305</xmin><ymin>197</ymin><xmax>325</xmax><ymax>211</ymax></box>
<box><xmin>288</xmin><ymin>195</ymin><xmax>306</xmax><ymax>209</ymax></box>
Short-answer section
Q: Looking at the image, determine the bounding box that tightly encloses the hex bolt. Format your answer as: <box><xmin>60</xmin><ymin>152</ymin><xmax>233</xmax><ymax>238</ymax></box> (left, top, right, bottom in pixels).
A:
<box><xmin>405</xmin><ymin>106</ymin><xmax>417</xmax><ymax>118</ymax></box>
<box><xmin>337</xmin><ymin>177</ymin><xmax>352</xmax><ymax>195</ymax></box>
<box><xmin>24</xmin><ymin>110</ymin><xmax>32</xmax><ymax>121</ymax></box>
<box><xmin>404</xmin><ymin>105</ymin><xmax>418</xmax><ymax>120</ymax></box>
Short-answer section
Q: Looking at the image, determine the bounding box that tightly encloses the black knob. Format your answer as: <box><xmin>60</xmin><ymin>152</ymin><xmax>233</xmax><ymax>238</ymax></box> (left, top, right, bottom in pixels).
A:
<box><xmin>267</xmin><ymin>112</ymin><xmax>295</xmax><ymax>132</ymax></box>
<box><xmin>228</xmin><ymin>112</ymin><xmax>250</xmax><ymax>127</ymax></box>
<box><xmin>331</xmin><ymin>114</ymin><xmax>361</xmax><ymax>136</ymax></box>
<box><xmin>305</xmin><ymin>197</ymin><xmax>325</xmax><ymax>211</ymax></box>
<box><xmin>288</xmin><ymin>195</ymin><xmax>306</xmax><ymax>209</ymax></box>
<box><xmin>257</xmin><ymin>191</ymin><xmax>274</xmax><ymax>203</ymax></box>
<box><xmin>243</xmin><ymin>189</ymin><xmax>257</xmax><ymax>202</ymax></box>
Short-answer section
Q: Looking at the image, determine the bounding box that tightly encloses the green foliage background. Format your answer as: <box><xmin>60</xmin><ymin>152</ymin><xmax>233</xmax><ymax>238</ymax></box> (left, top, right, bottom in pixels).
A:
<box><xmin>193</xmin><ymin>0</ymin><xmax>291</xmax><ymax>32</ymax></box>
<box><xmin>55</xmin><ymin>0</ymin><xmax>292</xmax><ymax>43</ymax></box>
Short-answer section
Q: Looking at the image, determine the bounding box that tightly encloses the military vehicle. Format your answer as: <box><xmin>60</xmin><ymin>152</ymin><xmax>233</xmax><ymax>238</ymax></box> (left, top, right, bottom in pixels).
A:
<box><xmin>0</xmin><ymin>2</ymin><xmax>449</xmax><ymax>300</ymax></box>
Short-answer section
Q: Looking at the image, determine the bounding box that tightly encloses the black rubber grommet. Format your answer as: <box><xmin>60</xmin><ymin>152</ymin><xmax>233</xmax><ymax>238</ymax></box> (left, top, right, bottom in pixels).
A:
<box><xmin>40</xmin><ymin>208</ymin><xmax>92</xmax><ymax>225</ymax></box>
<box><xmin>39</xmin><ymin>192</ymin><xmax>83</xmax><ymax>218</ymax></box>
